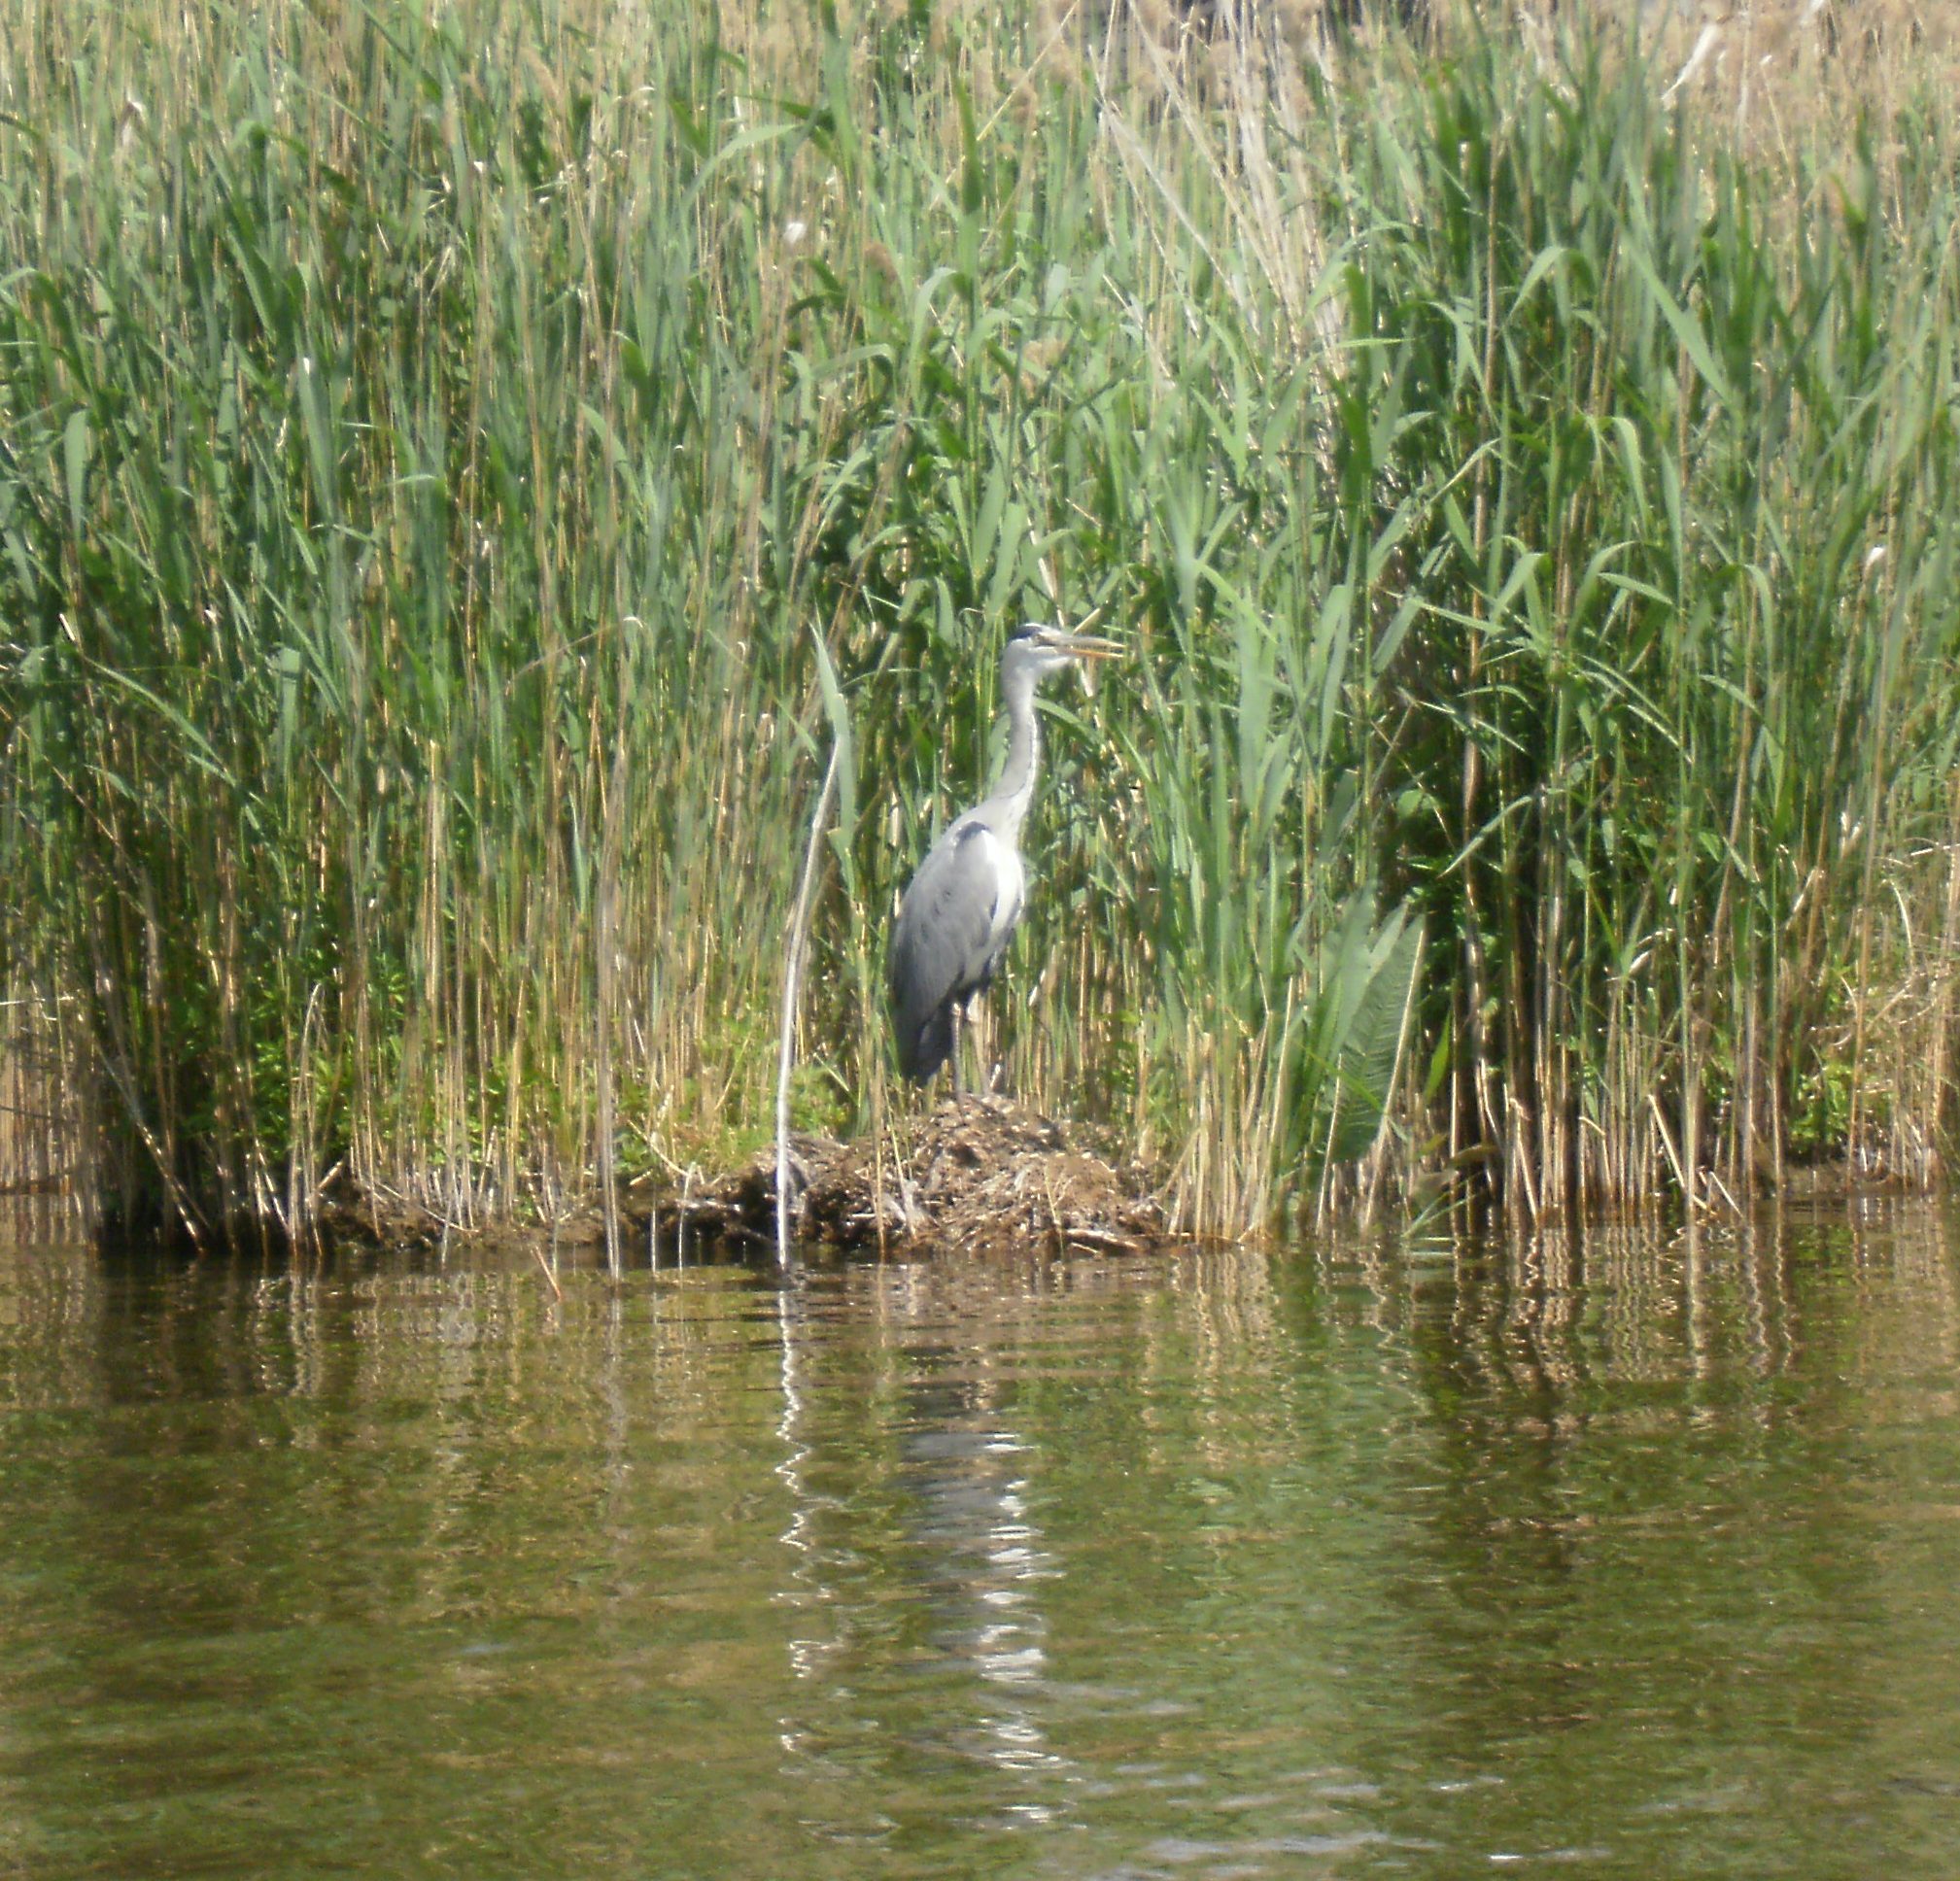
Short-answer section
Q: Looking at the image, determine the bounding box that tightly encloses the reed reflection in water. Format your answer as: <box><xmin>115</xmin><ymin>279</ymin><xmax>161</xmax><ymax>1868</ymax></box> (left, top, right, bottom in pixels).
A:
<box><xmin>0</xmin><ymin>1203</ymin><xmax>1957</xmax><ymax>1878</ymax></box>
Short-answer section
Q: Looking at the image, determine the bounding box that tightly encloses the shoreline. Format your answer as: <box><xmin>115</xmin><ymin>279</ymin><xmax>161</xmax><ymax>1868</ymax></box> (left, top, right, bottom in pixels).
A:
<box><xmin>314</xmin><ymin>1098</ymin><xmax>1181</xmax><ymax>1266</ymax></box>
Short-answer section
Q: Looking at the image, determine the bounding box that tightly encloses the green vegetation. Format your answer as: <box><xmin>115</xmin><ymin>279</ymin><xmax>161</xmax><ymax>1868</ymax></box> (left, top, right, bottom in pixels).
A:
<box><xmin>3</xmin><ymin>0</ymin><xmax>1959</xmax><ymax>1238</ymax></box>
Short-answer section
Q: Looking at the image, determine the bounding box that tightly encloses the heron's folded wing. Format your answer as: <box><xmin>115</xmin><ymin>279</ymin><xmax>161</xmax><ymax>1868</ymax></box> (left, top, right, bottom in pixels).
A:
<box><xmin>891</xmin><ymin>824</ymin><xmax>1004</xmax><ymax>1005</ymax></box>
<box><xmin>889</xmin><ymin>825</ymin><xmax>1004</xmax><ymax>1073</ymax></box>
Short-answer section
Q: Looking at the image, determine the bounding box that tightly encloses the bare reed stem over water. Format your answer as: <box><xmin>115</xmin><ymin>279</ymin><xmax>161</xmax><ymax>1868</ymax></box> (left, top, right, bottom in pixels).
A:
<box><xmin>3</xmin><ymin>0</ymin><xmax>1959</xmax><ymax>1235</ymax></box>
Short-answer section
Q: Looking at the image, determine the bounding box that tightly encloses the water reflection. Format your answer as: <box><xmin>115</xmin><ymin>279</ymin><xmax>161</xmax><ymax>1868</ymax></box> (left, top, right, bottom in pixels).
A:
<box><xmin>0</xmin><ymin>1204</ymin><xmax>1957</xmax><ymax>1878</ymax></box>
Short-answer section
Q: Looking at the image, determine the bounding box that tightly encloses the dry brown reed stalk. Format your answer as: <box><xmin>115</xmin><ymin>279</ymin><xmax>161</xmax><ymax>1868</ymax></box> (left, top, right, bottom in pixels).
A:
<box><xmin>0</xmin><ymin>984</ymin><xmax>87</xmax><ymax>1218</ymax></box>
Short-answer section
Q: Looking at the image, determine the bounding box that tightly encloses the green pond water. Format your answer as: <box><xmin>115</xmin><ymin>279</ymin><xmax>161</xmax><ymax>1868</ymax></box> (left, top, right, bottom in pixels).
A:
<box><xmin>2</xmin><ymin>1206</ymin><xmax>1959</xmax><ymax>1879</ymax></box>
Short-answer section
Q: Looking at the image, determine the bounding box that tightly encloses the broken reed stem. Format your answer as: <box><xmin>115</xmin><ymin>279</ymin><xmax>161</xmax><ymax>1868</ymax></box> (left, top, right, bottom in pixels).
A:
<box><xmin>777</xmin><ymin>736</ymin><xmax>842</xmax><ymax>1266</ymax></box>
<box><xmin>598</xmin><ymin>739</ymin><xmax>628</xmax><ymax>1280</ymax></box>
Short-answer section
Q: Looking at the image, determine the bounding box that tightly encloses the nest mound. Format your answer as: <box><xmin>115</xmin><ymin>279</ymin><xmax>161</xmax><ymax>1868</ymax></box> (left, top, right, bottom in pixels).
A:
<box><xmin>312</xmin><ymin>1102</ymin><xmax>1178</xmax><ymax>1262</ymax></box>
<box><xmin>688</xmin><ymin>1099</ymin><xmax>1173</xmax><ymax>1255</ymax></box>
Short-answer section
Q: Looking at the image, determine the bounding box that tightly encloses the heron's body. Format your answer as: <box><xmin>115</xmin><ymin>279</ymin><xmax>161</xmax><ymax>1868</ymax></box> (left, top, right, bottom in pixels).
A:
<box><xmin>890</xmin><ymin>812</ymin><xmax>1027</xmax><ymax>1083</ymax></box>
<box><xmin>888</xmin><ymin>623</ymin><xmax>1116</xmax><ymax>1089</ymax></box>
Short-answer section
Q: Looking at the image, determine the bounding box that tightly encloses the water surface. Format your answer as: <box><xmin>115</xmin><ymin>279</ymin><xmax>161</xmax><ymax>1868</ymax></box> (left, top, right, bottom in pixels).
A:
<box><xmin>3</xmin><ymin>1207</ymin><xmax>1958</xmax><ymax>1877</ymax></box>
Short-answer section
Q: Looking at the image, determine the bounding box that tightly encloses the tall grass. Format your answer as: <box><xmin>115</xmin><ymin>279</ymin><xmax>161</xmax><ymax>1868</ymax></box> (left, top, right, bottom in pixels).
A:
<box><xmin>2</xmin><ymin>0</ymin><xmax>1957</xmax><ymax>1239</ymax></box>
<box><xmin>1334</xmin><ymin>23</ymin><xmax>1960</xmax><ymax>1214</ymax></box>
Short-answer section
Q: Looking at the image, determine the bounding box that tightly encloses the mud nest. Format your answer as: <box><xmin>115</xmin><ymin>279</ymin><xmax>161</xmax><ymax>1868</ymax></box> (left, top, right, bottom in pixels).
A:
<box><xmin>684</xmin><ymin>1099</ymin><xmax>1174</xmax><ymax>1255</ymax></box>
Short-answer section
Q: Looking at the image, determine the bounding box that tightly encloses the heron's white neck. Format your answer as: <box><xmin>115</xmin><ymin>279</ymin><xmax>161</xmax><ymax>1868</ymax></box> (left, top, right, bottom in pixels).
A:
<box><xmin>980</xmin><ymin>664</ymin><xmax>1042</xmax><ymax>842</ymax></box>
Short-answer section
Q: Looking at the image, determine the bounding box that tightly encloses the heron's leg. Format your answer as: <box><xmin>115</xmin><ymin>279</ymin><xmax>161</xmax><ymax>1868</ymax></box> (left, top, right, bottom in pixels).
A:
<box><xmin>950</xmin><ymin>1002</ymin><xmax>965</xmax><ymax>1100</ymax></box>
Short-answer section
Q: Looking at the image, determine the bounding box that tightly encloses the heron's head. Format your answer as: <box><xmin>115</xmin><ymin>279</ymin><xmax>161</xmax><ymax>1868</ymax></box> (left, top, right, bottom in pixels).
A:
<box><xmin>1003</xmin><ymin>620</ymin><xmax>1121</xmax><ymax>692</ymax></box>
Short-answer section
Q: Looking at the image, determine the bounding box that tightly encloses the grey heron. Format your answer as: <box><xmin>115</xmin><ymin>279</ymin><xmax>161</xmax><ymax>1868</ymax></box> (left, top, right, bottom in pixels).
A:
<box><xmin>888</xmin><ymin>622</ymin><xmax>1119</xmax><ymax>1093</ymax></box>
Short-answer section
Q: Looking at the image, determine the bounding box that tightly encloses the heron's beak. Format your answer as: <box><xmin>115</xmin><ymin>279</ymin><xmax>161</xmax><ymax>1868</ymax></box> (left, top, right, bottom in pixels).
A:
<box><xmin>1055</xmin><ymin>603</ymin><xmax>1121</xmax><ymax>660</ymax></box>
<box><xmin>1056</xmin><ymin>604</ymin><xmax>1118</xmax><ymax>659</ymax></box>
<box><xmin>1061</xmin><ymin>630</ymin><xmax>1120</xmax><ymax>698</ymax></box>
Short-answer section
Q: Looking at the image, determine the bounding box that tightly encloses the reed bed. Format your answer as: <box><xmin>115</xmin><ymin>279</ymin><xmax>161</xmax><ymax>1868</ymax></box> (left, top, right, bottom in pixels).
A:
<box><xmin>2</xmin><ymin>0</ymin><xmax>1958</xmax><ymax>1239</ymax></box>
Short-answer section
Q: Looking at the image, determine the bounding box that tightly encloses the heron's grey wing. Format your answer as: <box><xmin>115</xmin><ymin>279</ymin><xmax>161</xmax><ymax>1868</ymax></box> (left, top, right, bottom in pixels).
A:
<box><xmin>889</xmin><ymin>824</ymin><xmax>1006</xmax><ymax>1081</ymax></box>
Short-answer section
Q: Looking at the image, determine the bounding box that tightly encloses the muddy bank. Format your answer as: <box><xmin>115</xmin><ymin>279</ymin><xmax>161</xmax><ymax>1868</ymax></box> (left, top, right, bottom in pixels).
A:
<box><xmin>321</xmin><ymin>1099</ymin><xmax>1180</xmax><ymax>1261</ymax></box>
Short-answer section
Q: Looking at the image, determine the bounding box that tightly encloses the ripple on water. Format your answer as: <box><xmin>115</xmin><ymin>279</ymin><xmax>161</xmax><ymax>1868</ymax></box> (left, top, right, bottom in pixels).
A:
<box><xmin>0</xmin><ymin>1208</ymin><xmax>1958</xmax><ymax>1879</ymax></box>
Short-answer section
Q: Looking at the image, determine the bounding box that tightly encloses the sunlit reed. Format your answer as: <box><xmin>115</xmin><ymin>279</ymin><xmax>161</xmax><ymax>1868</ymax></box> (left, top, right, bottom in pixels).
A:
<box><xmin>2</xmin><ymin>0</ymin><xmax>1957</xmax><ymax>1238</ymax></box>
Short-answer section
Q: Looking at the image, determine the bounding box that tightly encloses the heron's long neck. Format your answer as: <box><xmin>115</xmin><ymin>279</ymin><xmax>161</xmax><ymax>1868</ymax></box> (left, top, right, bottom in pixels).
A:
<box><xmin>983</xmin><ymin>668</ymin><xmax>1041</xmax><ymax>841</ymax></box>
